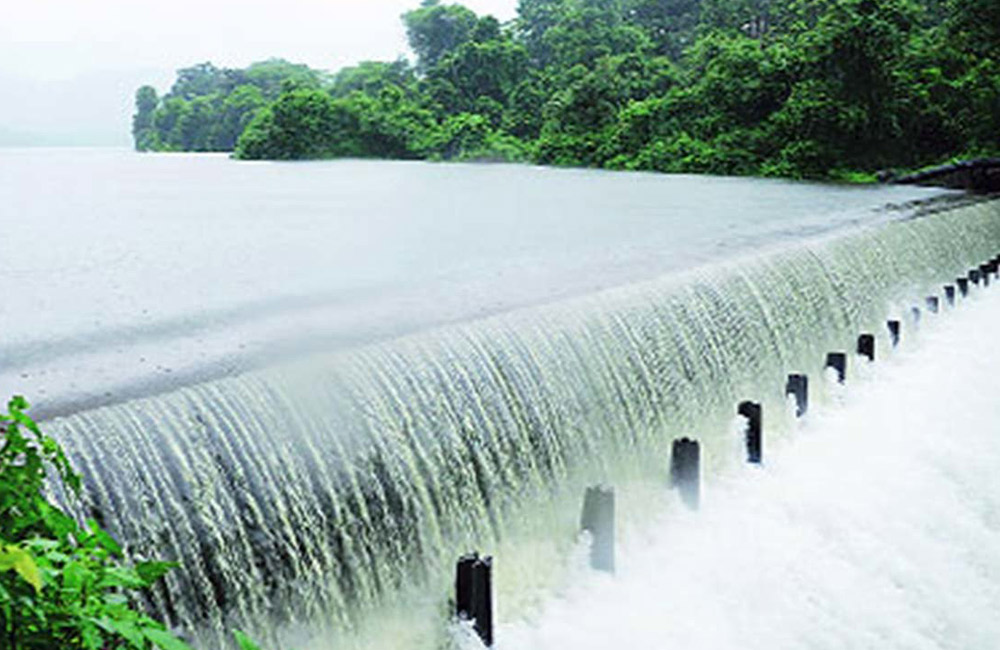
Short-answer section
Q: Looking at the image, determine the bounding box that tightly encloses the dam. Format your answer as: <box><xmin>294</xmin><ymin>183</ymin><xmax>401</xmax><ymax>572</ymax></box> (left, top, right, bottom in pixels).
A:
<box><xmin>2</xmin><ymin>149</ymin><xmax>998</xmax><ymax>649</ymax></box>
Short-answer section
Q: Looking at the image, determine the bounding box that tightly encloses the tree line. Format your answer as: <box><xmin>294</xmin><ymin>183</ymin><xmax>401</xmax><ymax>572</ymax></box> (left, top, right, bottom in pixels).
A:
<box><xmin>133</xmin><ymin>0</ymin><xmax>1000</xmax><ymax>179</ymax></box>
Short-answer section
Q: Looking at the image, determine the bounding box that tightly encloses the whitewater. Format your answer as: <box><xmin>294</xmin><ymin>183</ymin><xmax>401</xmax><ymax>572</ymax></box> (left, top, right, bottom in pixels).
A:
<box><xmin>12</xmin><ymin>150</ymin><xmax>998</xmax><ymax>648</ymax></box>
<box><xmin>495</xmin><ymin>278</ymin><xmax>1000</xmax><ymax>650</ymax></box>
<box><xmin>43</xmin><ymin>196</ymin><xmax>1000</xmax><ymax>649</ymax></box>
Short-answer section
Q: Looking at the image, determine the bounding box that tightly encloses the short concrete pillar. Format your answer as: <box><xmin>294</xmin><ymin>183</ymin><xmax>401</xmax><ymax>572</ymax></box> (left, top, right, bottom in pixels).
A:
<box><xmin>911</xmin><ymin>306</ymin><xmax>922</xmax><ymax>324</ymax></box>
<box><xmin>887</xmin><ymin>320</ymin><xmax>901</xmax><ymax>348</ymax></box>
<box><xmin>970</xmin><ymin>269</ymin><xmax>982</xmax><ymax>285</ymax></box>
<box><xmin>980</xmin><ymin>264</ymin><xmax>992</xmax><ymax>287</ymax></box>
<box><xmin>671</xmin><ymin>438</ymin><xmax>700</xmax><ymax>509</ymax></box>
<box><xmin>957</xmin><ymin>277</ymin><xmax>969</xmax><ymax>297</ymax></box>
<box><xmin>857</xmin><ymin>334</ymin><xmax>875</xmax><ymax>362</ymax></box>
<box><xmin>786</xmin><ymin>374</ymin><xmax>808</xmax><ymax>418</ymax></box>
<box><xmin>944</xmin><ymin>285</ymin><xmax>956</xmax><ymax>306</ymax></box>
<box><xmin>825</xmin><ymin>352</ymin><xmax>847</xmax><ymax>384</ymax></box>
<box><xmin>456</xmin><ymin>554</ymin><xmax>493</xmax><ymax>647</ymax></box>
<box><xmin>580</xmin><ymin>486</ymin><xmax>615</xmax><ymax>573</ymax></box>
<box><xmin>738</xmin><ymin>401</ymin><xmax>762</xmax><ymax>464</ymax></box>
<box><xmin>926</xmin><ymin>296</ymin><xmax>940</xmax><ymax>314</ymax></box>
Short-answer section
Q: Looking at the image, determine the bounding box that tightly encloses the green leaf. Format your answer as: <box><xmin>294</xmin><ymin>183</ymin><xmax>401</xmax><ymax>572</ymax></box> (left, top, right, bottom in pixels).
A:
<box><xmin>143</xmin><ymin>627</ymin><xmax>197</xmax><ymax>650</ymax></box>
<box><xmin>87</xmin><ymin>520</ymin><xmax>123</xmax><ymax>556</ymax></box>
<box><xmin>63</xmin><ymin>560</ymin><xmax>87</xmax><ymax>593</ymax></box>
<box><xmin>8</xmin><ymin>396</ymin><xmax>41</xmax><ymax>435</ymax></box>
<box><xmin>8</xmin><ymin>395</ymin><xmax>29</xmax><ymax>414</ymax></box>
<box><xmin>233</xmin><ymin>630</ymin><xmax>263</xmax><ymax>650</ymax></box>
<box><xmin>103</xmin><ymin>592</ymin><xmax>129</xmax><ymax>606</ymax></box>
<box><xmin>24</xmin><ymin>538</ymin><xmax>60</xmax><ymax>553</ymax></box>
<box><xmin>135</xmin><ymin>560</ymin><xmax>178</xmax><ymax>585</ymax></box>
<box><xmin>0</xmin><ymin>545</ymin><xmax>43</xmax><ymax>593</ymax></box>
<box><xmin>81</xmin><ymin>621</ymin><xmax>104</xmax><ymax>650</ymax></box>
<box><xmin>100</xmin><ymin>567</ymin><xmax>147</xmax><ymax>589</ymax></box>
<box><xmin>94</xmin><ymin>617</ymin><xmax>145</xmax><ymax>648</ymax></box>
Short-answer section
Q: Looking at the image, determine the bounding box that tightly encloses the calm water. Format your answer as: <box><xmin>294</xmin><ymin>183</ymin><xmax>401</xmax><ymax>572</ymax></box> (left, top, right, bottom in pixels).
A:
<box><xmin>0</xmin><ymin>148</ymin><xmax>949</xmax><ymax>414</ymax></box>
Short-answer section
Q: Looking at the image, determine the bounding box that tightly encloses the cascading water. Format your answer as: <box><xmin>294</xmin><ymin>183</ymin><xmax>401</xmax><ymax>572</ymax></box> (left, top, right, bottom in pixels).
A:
<box><xmin>47</xmin><ymin>198</ymin><xmax>1000</xmax><ymax>649</ymax></box>
<box><xmin>501</xmin><ymin>266</ymin><xmax>1000</xmax><ymax>650</ymax></box>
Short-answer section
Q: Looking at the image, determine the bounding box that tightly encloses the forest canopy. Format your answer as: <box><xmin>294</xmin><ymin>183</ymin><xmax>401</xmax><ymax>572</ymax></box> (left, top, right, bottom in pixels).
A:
<box><xmin>132</xmin><ymin>0</ymin><xmax>1000</xmax><ymax>179</ymax></box>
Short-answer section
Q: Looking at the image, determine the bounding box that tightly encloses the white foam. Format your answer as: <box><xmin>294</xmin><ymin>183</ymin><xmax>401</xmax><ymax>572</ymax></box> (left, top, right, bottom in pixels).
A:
<box><xmin>499</xmin><ymin>288</ymin><xmax>1000</xmax><ymax>650</ymax></box>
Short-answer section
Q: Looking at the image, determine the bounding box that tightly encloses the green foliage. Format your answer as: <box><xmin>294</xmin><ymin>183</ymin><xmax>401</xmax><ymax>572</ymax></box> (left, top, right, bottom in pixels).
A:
<box><xmin>135</xmin><ymin>59</ymin><xmax>324</xmax><ymax>153</ymax></box>
<box><xmin>0</xmin><ymin>396</ymin><xmax>192</xmax><ymax>649</ymax></box>
<box><xmin>402</xmin><ymin>0</ymin><xmax>479</xmax><ymax>73</ymax></box>
<box><xmin>132</xmin><ymin>86</ymin><xmax>159</xmax><ymax>152</ymax></box>
<box><xmin>235</xmin><ymin>87</ymin><xmax>437</xmax><ymax>161</ymax></box>
<box><xmin>331</xmin><ymin>60</ymin><xmax>415</xmax><ymax>98</ymax></box>
<box><xmin>233</xmin><ymin>630</ymin><xmax>262</xmax><ymax>650</ymax></box>
<box><xmin>627</xmin><ymin>0</ymin><xmax>700</xmax><ymax>59</ymax></box>
<box><xmin>0</xmin><ymin>397</ymin><xmax>273</xmax><ymax>650</ymax></box>
<box><xmin>137</xmin><ymin>0</ymin><xmax>1000</xmax><ymax>178</ymax></box>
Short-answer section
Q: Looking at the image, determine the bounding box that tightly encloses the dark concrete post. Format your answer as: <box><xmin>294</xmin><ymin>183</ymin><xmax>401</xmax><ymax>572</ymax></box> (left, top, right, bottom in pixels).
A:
<box><xmin>944</xmin><ymin>285</ymin><xmax>956</xmax><ymax>306</ymax></box>
<box><xmin>980</xmin><ymin>264</ymin><xmax>991</xmax><ymax>287</ymax></box>
<box><xmin>887</xmin><ymin>320</ymin><xmax>901</xmax><ymax>348</ymax></box>
<box><xmin>671</xmin><ymin>438</ymin><xmax>700</xmax><ymax>509</ymax></box>
<box><xmin>580</xmin><ymin>486</ymin><xmax>615</xmax><ymax>573</ymax></box>
<box><xmin>926</xmin><ymin>296</ymin><xmax>940</xmax><ymax>314</ymax></box>
<box><xmin>825</xmin><ymin>352</ymin><xmax>847</xmax><ymax>384</ymax></box>
<box><xmin>957</xmin><ymin>277</ymin><xmax>969</xmax><ymax>297</ymax></box>
<box><xmin>970</xmin><ymin>269</ymin><xmax>982</xmax><ymax>285</ymax></box>
<box><xmin>738</xmin><ymin>401</ymin><xmax>762</xmax><ymax>464</ymax></box>
<box><xmin>786</xmin><ymin>374</ymin><xmax>808</xmax><ymax>418</ymax></box>
<box><xmin>857</xmin><ymin>334</ymin><xmax>875</xmax><ymax>362</ymax></box>
<box><xmin>456</xmin><ymin>554</ymin><xmax>493</xmax><ymax>647</ymax></box>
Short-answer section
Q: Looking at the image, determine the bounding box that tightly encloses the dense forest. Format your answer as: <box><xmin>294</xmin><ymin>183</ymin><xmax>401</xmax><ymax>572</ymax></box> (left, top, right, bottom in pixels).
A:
<box><xmin>132</xmin><ymin>0</ymin><xmax>1000</xmax><ymax>179</ymax></box>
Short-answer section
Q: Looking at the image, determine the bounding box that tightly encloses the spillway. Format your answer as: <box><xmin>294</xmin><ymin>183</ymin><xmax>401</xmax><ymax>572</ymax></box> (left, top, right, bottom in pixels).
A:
<box><xmin>45</xmin><ymin>196</ymin><xmax>1000</xmax><ymax>648</ymax></box>
<box><xmin>502</xmin><ymin>257</ymin><xmax>1000</xmax><ymax>650</ymax></box>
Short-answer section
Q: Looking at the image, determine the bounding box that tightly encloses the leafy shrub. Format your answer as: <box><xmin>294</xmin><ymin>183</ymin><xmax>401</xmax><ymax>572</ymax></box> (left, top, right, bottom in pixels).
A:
<box><xmin>0</xmin><ymin>396</ymin><xmax>192</xmax><ymax>649</ymax></box>
<box><xmin>0</xmin><ymin>397</ymin><xmax>269</xmax><ymax>650</ymax></box>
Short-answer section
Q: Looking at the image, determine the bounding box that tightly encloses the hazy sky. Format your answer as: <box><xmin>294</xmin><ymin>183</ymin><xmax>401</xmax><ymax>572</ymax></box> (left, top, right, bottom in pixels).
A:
<box><xmin>0</xmin><ymin>0</ymin><xmax>518</xmax><ymax>146</ymax></box>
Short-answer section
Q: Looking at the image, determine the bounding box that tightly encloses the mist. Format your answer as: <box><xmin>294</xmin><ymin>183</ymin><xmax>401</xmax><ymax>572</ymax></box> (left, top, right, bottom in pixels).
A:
<box><xmin>0</xmin><ymin>0</ymin><xmax>517</xmax><ymax>146</ymax></box>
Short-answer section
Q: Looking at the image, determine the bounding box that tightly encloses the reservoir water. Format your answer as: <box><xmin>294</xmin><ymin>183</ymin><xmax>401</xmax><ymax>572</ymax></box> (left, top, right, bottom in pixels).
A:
<box><xmin>1</xmin><ymin>148</ymin><xmax>996</xmax><ymax>649</ymax></box>
<box><xmin>0</xmin><ymin>148</ymin><xmax>949</xmax><ymax>416</ymax></box>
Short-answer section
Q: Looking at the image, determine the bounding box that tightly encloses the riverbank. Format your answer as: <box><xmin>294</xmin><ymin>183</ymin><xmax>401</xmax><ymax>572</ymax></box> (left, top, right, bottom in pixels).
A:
<box><xmin>133</xmin><ymin>1</ymin><xmax>1000</xmax><ymax>182</ymax></box>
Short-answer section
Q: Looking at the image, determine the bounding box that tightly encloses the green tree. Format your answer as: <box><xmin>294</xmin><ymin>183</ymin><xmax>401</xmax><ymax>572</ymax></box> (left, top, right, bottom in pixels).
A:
<box><xmin>536</xmin><ymin>53</ymin><xmax>676</xmax><ymax>165</ymax></box>
<box><xmin>131</xmin><ymin>86</ymin><xmax>159</xmax><ymax>151</ymax></box>
<box><xmin>235</xmin><ymin>89</ymin><xmax>348</xmax><ymax>159</ymax></box>
<box><xmin>170</xmin><ymin>62</ymin><xmax>229</xmax><ymax>99</ymax></box>
<box><xmin>137</xmin><ymin>0</ymin><xmax>1000</xmax><ymax>178</ymax></box>
<box><xmin>244</xmin><ymin>58</ymin><xmax>323</xmax><ymax>99</ymax></box>
<box><xmin>428</xmin><ymin>38</ymin><xmax>530</xmax><ymax>113</ymax></box>
<box><xmin>625</xmin><ymin>0</ymin><xmax>700</xmax><ymax>59</ymax></box>
<box><xmin>402</xmin><ymin>0</ymin><xmax>479</xmax><ymax>72</ymax></box>
<box><xmin>536</xmin><ymin>0</ymin><xmax>652</xmax><ymax>70</ymax></box>
<box><xmin>214</xmin><ymin>85</ymin><xmax>267</xmax><ymax>150</ymax></box>
<box><xmin>331</xmin><ymin>60</ymin><xmax>415</xmax><ymax>98</ymax></box>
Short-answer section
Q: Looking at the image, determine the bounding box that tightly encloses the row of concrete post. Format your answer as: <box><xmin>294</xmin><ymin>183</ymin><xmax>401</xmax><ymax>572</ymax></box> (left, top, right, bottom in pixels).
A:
<box><xmin>454</xmin><ymin>255</ymin><xmax>1000</xmax><ymax>647</ymax></box>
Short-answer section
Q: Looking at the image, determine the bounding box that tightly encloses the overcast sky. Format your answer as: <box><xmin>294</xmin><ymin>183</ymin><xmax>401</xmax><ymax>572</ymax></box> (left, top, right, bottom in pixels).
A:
<box><xmin>0</xmin><ymin>0</ymin><xmax>518</xmax><ymax>146</ymax></box>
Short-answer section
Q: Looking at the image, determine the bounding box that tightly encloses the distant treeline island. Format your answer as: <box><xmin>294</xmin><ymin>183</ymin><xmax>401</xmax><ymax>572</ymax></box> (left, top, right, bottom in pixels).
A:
<box><xmin>132</xmin><ymin>0</ymin><xmax>999</xmax><ymax>180</ymax></box>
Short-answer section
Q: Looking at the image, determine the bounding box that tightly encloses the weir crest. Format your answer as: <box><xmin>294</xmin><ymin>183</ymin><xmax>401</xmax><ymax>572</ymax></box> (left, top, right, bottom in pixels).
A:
<box><xmin>49</xmin><ymin>198</ymin><xmax>1000</xmax><ymax>648</ymax></box>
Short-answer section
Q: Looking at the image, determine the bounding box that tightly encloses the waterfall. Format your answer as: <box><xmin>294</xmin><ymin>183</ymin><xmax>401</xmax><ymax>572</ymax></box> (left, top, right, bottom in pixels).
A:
<box><xmin>48</xmin><ymin>198</ymin><xmax>1000</xmax><ymax>649</ymax></box>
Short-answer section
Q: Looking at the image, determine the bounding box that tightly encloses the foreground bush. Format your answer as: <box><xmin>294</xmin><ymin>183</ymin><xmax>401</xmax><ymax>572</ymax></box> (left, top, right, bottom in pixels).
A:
<box><xmin>0</xmin><ymin>395</ymin><xmax>194</xmax><ymax>648</ymax></box>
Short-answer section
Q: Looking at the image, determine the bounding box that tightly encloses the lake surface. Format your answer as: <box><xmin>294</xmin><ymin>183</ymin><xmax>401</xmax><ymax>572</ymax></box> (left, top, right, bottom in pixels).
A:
<box><xmin>0</xmin><ymin>148</ymin><xmax>951</xmax><ymax>415</ymax></box>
